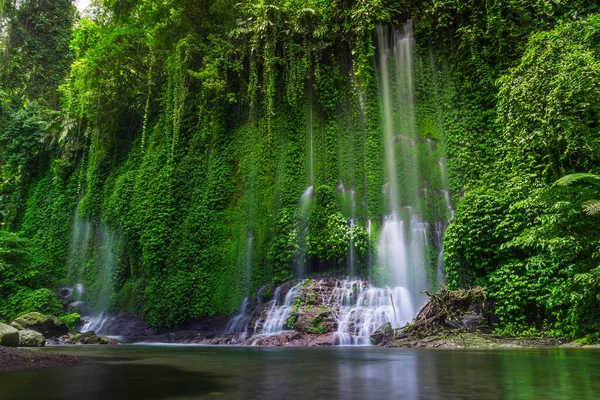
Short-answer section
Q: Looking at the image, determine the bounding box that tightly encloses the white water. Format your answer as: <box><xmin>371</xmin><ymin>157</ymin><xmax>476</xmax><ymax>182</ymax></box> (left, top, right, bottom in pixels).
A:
<box><xmin>81</xmin><ymin>312</ymin><xmax>115</xmax><ymax>334</ymax></box>
<box><xmin>254</xmin><ymin>283</ymin><xmax>303</xmax><ymax>335</ymax></box>
<box><xmin>225</xmin><ymin>297</ymin><xmax>251</xmax><ymax>340</ymax></box>
<box><xmin>368</xmin><ymin>21</ymin><xmax>439</xmax><ymax>333</ymax></box>
<box><xmin>333</xmin><ymin>280</ymin><xmax>413</xmax><ymax>345</ymax></box>
<box><xmin>67</xmin><ymin>206</ymin><xmax>118</xmax><ymax>333</ymax></box>
<box><xmin>296</xmin><ymin>186</ymin><xmax>314</xmax><ymax>278</ymax></box>
<box><xmin>250</xmin><ymin>279</ymin><xmax>415</xmax><ymax>345</ymax></box>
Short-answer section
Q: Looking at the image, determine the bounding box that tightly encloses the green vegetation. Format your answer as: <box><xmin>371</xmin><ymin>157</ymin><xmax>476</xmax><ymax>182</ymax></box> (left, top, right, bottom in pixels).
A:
<box><xmin>0</xmin><ymin>0</ymin><xmax>599</xmax><ymax>341</ymax></box>
<box><xmin>59</xmin><ymin>313</ymin><xmax>82</xmax><ymax>332</ymax></box>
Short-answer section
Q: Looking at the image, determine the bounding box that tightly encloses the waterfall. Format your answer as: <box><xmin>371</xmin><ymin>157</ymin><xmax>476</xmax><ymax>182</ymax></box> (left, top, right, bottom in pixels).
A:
<box><xmin>67</xmin><ymin>203</ymin><xmax>91</xmax><ymax>285</ymax></box>
<box><xmin>80</xmin><ymin>224</ymin><xmax>118</xmax><ymax>334</ymax></box>
<box><xmin>348</xmin><ymin>219</ymin><xmax>357</xmax><ymax>277</ymax></box>
<box><xmin>296</xmin><ymin>186</ymin><xmax>314</xmax><ymax>278</ymax></box>
<box><xmin>67</xmin><ymin>201</ymin><xmax>118</xmax><ymax>334</ymax></box>
<box><xmin>334</xmin><ymin>280</ymin><xmax>413</xmax><ymax>345</ymax></box>
<box><xmin>224</xmin><ymin>230</ymin><xmax>255</xmax><ymax>338</ymax></box>
<box><xmin>374</xmin><ymin>21</ymin><xmax>436</xmax><ymax>322</ymax></box>
<box><xmin>225</xmin><ymin>297</ymin><xmax>250</xmax><ymax>339</ymax></box>
<box><xmin>244</xmin><ymin>279</ymin><xmax>415</xmax><ymax>345</ymax></box>
<box><xmin>251</xmin><ymin>282</ymin><xmax>303</xmax><ymax>336</ymax></box>
<box><xmin>308</xmin><ymin>82</ymin><xmax>314</xmax><ymax>188</ymax></box>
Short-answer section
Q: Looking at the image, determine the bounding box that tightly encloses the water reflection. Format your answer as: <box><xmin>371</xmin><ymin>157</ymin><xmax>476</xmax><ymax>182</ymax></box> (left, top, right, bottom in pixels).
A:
<box><xmin>1</xmin><ymin>347</ymin><xmax>599</xmax><ymax>399</ymax></box>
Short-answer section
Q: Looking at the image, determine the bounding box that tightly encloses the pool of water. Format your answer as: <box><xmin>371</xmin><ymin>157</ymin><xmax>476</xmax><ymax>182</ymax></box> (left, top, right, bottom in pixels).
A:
<box><xmin>1</xmin><ymin>345</ymin><xmax>599</xmax><ymax>399</ymax></box>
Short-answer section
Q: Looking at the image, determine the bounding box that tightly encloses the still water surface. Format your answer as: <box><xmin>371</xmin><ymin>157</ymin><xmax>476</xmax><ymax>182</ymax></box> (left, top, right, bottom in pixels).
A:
<box><xmin>1</xmin><ymin>345</ymin><xmax>599</xmax><ymax>399</ymax></box>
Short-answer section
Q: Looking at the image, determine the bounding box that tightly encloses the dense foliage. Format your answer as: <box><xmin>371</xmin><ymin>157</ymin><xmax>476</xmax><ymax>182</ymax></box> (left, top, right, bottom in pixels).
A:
<box><xmin>0</xmin><ymin>0</ymin><xmax>599</xmax><ymax>341</ymax></box>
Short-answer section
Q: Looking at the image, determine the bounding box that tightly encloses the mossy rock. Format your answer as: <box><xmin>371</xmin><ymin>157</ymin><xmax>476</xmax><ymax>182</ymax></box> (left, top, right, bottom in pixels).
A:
<box><xmin>0</xmin><ymin>322</ymin><xmax>19</xmax><ymax>347</ymax></box>
<box><xmin>10</xmin><ymin>312</ymin><xmax>68</xmax><ymax>338</ymax></box>
<box><xmin>295</xmin><ymin>307</ymin><xmax>337</xmax><ymax>334</ymax></box>
<box><xmin>72</xmin><ymin>331</ymin><xmax>119</xmax><ymax>345</ymax></box>
<box><xmin>370</xmin><ymin>322</ymin><xmax>395</xmax><ymax>345</ymax></box>
<box><xmin>18</xmin><ymin>329</ymin><xmax>45</xmax><ymax>347</ymax></box>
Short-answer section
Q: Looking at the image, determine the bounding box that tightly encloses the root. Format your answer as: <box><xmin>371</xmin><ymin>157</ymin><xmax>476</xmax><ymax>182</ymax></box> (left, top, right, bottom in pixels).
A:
<box><xmin>400</xmin><ymin>285</ymin><xmax>487</xmax><ymax>338</ymax></box>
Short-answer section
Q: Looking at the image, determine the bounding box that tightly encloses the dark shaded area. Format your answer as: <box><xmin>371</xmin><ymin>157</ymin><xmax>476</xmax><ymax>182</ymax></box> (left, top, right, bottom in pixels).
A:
<box><xmin>0</xmin><ymin>361</ymin><xmax>225</xmax><ymax>400</ymax></box>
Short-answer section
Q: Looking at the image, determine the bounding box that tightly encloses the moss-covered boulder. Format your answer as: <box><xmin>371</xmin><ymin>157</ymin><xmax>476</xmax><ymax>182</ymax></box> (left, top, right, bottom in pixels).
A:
<box><xmin>0</xmin><ymin>322</ymin><xmax>19</xmax><ymax>347</ymax></box>
<box><xmin>18</xmin><ymin>329</ymin><xmax>45</xmax><ymax>347</ymax></box>
<box><xmin>10</xmin><ymin>312</ymin><xmax>68</xmax><ymax>338</ymax></box>
<box><xmin>72</xmin><ymin>331</ymin><xmax>119</xmax><ymax>345</ymax></box>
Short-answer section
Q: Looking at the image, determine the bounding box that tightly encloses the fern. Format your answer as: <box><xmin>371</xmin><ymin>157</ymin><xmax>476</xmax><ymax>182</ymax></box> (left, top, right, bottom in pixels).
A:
<box><xmin>554</xmin><ymin>173</ymin><xmax>600</xmax><ymax>188</ymax></box>
<box><xmin>584</xmin><ymin>200</ymin><xmax>600</xmax><ymax>216</ymax></box>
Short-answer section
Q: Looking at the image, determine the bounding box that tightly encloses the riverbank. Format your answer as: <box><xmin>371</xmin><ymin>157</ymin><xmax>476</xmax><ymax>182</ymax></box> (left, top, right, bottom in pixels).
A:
<box><xmin>0</xmin><ymin>346</ymin><xmax>84</xmax><ymax>372</ymax></box>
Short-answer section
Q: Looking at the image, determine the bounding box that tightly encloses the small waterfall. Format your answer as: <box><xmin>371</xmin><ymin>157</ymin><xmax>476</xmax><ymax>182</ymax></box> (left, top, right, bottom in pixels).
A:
<box><xmin>367</xmin><ymin>219</ymin><xmax>373</xmax><ymax>281</ymax></box>
<box><xmin>377</xmin><ymin>213</ymin><xmax>428</xmax><ymax>316</ymax></box>
<box><xmin>225</xmin><ymin>297</ymin><xmax>251</xmax><ymax>339</ymax></box>
<box><xmin>95</xmin><ymin>224</ymin><xmax>117</xmax><ymax>313</ymax></box>
<box><xmin>67</xmin><ymin>215</ymin><xmax>118</xmax><ymax>334</ymax></box>
<box><xmin>81</xmin><ymin>312</ymin><xmax>115</xmax><ymax>334</ymax></box>
<box><xmin>440</xmin><ymin>189</ymin><xmax>455</xmax><ymax>221</ymax></box>
<box><xmin>243</xmin><ymin>229</ymin><xmax>254</xmax><ymax>298</ymax></box>
<box><xmin>225</xmin><ymin>231</ymin><xmax>255</xmax><ymax>338</ymax></box>
<box><xmin>308</xmin><ymin>83</ymin><xmax>314</xmax><ymax>187</ymax></box>
<box><xmin>296</xmin><ymin>186</ymin><xmax>314</xmax><ymax>278</ymax></box>
<box><xmin>348</xmin><ymin>219</ymin><xmax>356</xmax><ymax>277</ymax></box>
<box><xmin>334</xmin><ymin>279</ymin><xmax>413</xmax><ymax>345</ymax></box>
<box><xmin>255</xmin><ymin>282</ymin><xmax>302</xmax><ymax>335</ymax></box>
<box><xmin>67</xmin><ymin>203</ymin><xmax>91</xmax><ymax>284</ymax></box>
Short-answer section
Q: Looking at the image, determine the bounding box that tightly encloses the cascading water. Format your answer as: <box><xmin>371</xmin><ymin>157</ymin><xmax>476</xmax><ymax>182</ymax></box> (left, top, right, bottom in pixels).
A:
<box><xmin>224</xmin><ymin>230</ymin><xmax>255</xmax><ymax>339</ymax></box>
<box><xmin>258</xmin><ymin>282</ymin><xmax>302</xmax><ymax>334</ymax></box>
<box><xmin>223</xmin><ymin>21</ymin><xmax>454</xmax><ymax>346</ymax></box>
<box><xmin>296</xmin><ymin>186</ymin><xmax>314</xmax><ymax>278</ymax></box>
<box><xmin>225</xmin><ymin>297</ymin><xmax>250</xmax><ymax>339</ymax></box>
<box><xmin>80</xmin><ymin>224</ymin><xmax>118</xmax><ymax>334</ymax></box>
<box><xmin>67</xmin><ymin>203</ymin><xmax>91</xmax><ymax>284</ymax></box>
<box><xmin>334</xmin><ymin>280</ymin><xmax>413</xmax><ymax>345</ymax></box>
<box><xmin>373</xmin><ymin>21</ymin><xmax>433</xmax><ymax>321</ymax></box>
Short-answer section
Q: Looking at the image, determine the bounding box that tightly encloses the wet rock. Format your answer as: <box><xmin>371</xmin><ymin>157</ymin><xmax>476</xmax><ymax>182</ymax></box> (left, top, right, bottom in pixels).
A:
<box><xmin>72</xmin><ymin>331</ymin><xmax>120</xmax><ymax>345</ymax></box>
<box><xmin>248</xmin><ymin>331</ymin><xmax>337</xmax><ymax>346</ymax></box>
<box><xmin>295</xmin><ymin>306</ymin><xmax>337</xmax><ymax>334</ymax></box>
<box><xmin>18</xmin><ymin>329</ymin><xmax>45</xmax><ymax>347</ymax></box>
<box><xmin>90</xmin><ymin>313</ymin><xmax>154</xmax><ymax>337</ymax></box>
<box><xmin>0</xmin><ymin>322</ymin><xmax>19</xmax><ymax>347</ymax></box>
<box><xmin>370</xmin><ymin>322</ymin><xmax>394</xmax><ymax>345</ymax></box>
<box><xmin>10</xmin><ymin>312</ymin><xmax>68</xmax><ymax>338</ymax></box>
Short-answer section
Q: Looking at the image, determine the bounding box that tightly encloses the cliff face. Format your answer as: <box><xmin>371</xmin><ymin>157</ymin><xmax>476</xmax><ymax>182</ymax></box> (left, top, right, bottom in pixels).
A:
<box><xmin>1</xmin><ymin>1</ymin><xmax>600</xmax><ymax>341</ymax></box>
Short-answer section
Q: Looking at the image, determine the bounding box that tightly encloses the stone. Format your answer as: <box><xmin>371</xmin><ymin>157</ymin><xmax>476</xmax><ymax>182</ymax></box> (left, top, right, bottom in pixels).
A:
<box><xmin>72</xmin><ymin>331</ymin><xmax>120</xmax><ymax>345</ymax></box>
<box><xmin>295</xmin><ymin>306</ymin><xmax>337</xmax><ymax>334</ymax></box>
<box><xmin>370</xmin><ymin>322</ymin><xmax>395</xmax><ymax>345</ymax></box>
<box><xmin>10</xmin><ymin>312</ymin><xmax>68</xmax><ymax>338</ymax></box>
<box><xmin>561</xmin><ymin>342</ymin><xmax>584</xmax><ymax>348</ymax></box>
<box><xmin>0</xmin><ymin>322</ymin><xmax>19</xmax><ymax>347</ymax></box>
<box><xmin>91</xmin><ymin>313</ymin><xmax>154</xmax><ymax>337</ymax></box>
<box><xmin>18</xmin><ymin>329</ymin><xmax>45</xmax><ymax>347</ymax></box>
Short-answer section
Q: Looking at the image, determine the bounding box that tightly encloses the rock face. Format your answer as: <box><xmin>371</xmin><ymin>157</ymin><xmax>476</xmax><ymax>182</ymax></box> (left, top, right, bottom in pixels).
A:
<box><xmin>0</xmin><ymin>322</ymin><xmax>19</xmax><ymax>347</ymax></box>
<box><xmin>10</xmin><ymin>312</ymin><xmax>68</xmax><ymax>338</ymax></box>
<box><xmin>294</xmin><ymin>306</ymin><xmax>337</xmax><ymax>334</ymax></box>
<box><xmin>89</xmin><ymin>313</ymin><xmax>154</xmax><ymax>337</ymax></box>
<box><xmin>18</xmin><ymin>329</ymin><xmax>45</xmax><ymax>347</ymax></box>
